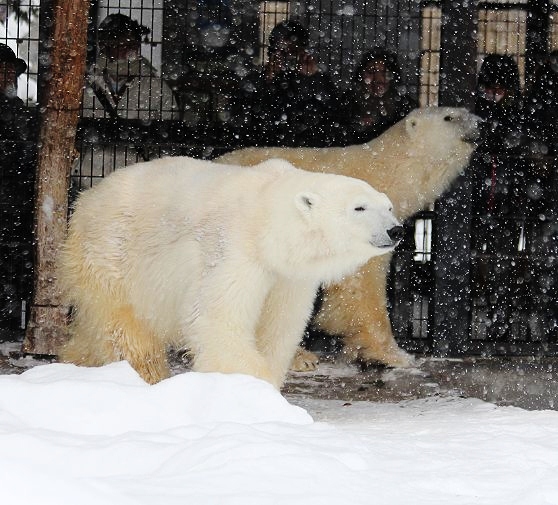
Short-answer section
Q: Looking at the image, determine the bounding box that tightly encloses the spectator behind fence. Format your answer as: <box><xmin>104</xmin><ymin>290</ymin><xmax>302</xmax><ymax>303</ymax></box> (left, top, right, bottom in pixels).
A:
<box><xmin>524</xmin><ymin>50</ymin><xmax>558</xmax><ymax>156</ymax></box>
<box><xmin>0</xmin><ymin>43</ymin><xmax>36</xmax><ymax>327</ymax></box>
<box><xmin>0</xmin><ymin>42</ymin><xmax>35</xmax><ymax>220</ymax></box>
<box><xmin>471</xmin><ymin>54</ymin><xmax>527</xmax><ymax>259</ymax></box>
<box><xmin>231</xmin><ymin>19</ymin><xmax>339</xmax><ymax>147</ymax></box>
<box><xmin>75</xmin><ymin>13</ymin><xmax>179</xmax><ymax>189</ymax></box>
<box><xmin>470</xmin><ymin>54</ymin><xmax>550</xmax><ymax>338</ymax></box>
<box><xmin>474</xmin><ymin>54</ymin><xmax>524</xmax><ymax>155</ymax></box>
<box><xmin>472</xmin><ymin>54</ymin><xmax>525</xmax><ymax>215</ymax></box>
<box><xmin>338</xmin><ymin>48</ymin><xmax>417</xmax><ymax>145</ymax></box>
<box><xmin>0</xmin><ymin>43</ymin><xmax>33</xmax><ymax>141</ymax></box>
<box><xmin>82</xmin><ymin>13</ymin><xmax>177</xmax><ymax>121</ymax></box>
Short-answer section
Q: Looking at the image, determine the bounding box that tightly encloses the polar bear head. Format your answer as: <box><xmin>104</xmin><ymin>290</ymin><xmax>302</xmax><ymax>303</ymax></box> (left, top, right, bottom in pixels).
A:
<box><xmin>370</xmin><ymin>107</ymin><xmax>482</xmax><ymax>218</ymax></box>
<box><xmin>403</xmin><ymin>106</ymin><xmax>481</xmax><ymax>157</ymax></box>
<box><xmin>258</xmin><ymin>161</ymin><xmax>402</xmax><ymax>283</ymax></box>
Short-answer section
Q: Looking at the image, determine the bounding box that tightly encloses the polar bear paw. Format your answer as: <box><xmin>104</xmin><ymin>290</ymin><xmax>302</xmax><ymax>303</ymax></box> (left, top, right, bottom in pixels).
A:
<box><xmin>290</xmin><ymin>347</ymin><xmax>320</xmax><ymax>372</ymax></box>
<box><xmin>357</xmin><ymin>347</ymin><xmax>416</xmax><ymax>370</ymax></box>
<box><xmin>383</xmin><ymin>349</ymin><xmax>416</xmax><ymax>368</ymax></box>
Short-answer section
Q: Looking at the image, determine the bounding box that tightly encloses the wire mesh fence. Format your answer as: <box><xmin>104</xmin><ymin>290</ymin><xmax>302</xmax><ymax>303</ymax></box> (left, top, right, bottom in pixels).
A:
<box><xmin>2</xmin><ymin>0</ymin><xmax>558</xmax><ymax>358</ymax></box>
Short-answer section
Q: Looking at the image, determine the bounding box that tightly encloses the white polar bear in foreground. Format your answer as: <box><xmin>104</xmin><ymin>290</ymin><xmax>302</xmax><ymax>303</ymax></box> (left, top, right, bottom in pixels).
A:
<box><xmin>218</xmin><ymin>107</ymin><xmax>481</xmax><ymax>370</ymax></box>
<box><xmin>57</xmin><ymin>156</ymin><xmax>402</xmax><ymax>388</ymax></box>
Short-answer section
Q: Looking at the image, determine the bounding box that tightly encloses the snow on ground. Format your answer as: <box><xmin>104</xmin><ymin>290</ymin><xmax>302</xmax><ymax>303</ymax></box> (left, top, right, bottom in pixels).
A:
<box><xmin>1</xmin><ymin>361</ymin><xmax>558</xmax><ymax>504</ymax></box>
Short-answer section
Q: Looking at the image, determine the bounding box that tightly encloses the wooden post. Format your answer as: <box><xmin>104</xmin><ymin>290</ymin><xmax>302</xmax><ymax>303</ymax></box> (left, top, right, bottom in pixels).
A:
<box><xmin>22</xmin><ymin>0</ymin><xmax>90</xmax><ymax>355</ymax></box>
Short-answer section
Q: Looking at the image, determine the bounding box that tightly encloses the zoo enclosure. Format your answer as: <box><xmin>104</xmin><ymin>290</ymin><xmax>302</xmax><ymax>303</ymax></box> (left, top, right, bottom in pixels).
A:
<box><xmin>1</xmin><ymin>0</ymin><xmax>558</xmax><ymax>358</ymax></box>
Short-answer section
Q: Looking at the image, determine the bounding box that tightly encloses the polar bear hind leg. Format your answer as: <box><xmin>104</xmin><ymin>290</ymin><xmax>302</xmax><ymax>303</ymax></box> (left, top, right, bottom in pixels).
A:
<box><xmin>108</xmin><ymin>305</ymin><xmax>170</xmax><ymax>384</ymax></box>
<box><xmin>60</xmin><ymin>311</ymin><xmax>120</xmax><ymax>368</ymax></box>
<box><xmin>61</xmin><ymin>303</ymin><xmax>170</xmax><ymax>384</ymax></box>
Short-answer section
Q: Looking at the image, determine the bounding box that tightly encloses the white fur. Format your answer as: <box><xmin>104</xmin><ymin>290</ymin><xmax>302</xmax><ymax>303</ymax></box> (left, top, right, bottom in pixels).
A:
<box><xmin>58</xmin><ymin>156</ymin><xmax>400</xmax><ymax>388</ymax></box>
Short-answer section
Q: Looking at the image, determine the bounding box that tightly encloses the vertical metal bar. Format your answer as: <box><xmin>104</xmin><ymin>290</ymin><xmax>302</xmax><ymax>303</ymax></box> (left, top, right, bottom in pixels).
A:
<box><xmin>37</xmin><ymin>0</ymin><xmax>53</xmax><ymax>107</ymax></box>
<box><xmin>526</xmin><ymin>0</ymin><xmax>550</xmax><ymax>78</ymax></box>
<box><xmin>86</xmin><ymin>0</ymin><xmax>99</xmax><ymax>66</ymax></box>
<box><xmin>438</xmin><ymin>0</ymin><xmax>477</xmax><ymax>108</ymax></box>
<box><xmin>432</xmin><ymin>0</ymin><xmax>477</xmax><ymax>356</ymax></box>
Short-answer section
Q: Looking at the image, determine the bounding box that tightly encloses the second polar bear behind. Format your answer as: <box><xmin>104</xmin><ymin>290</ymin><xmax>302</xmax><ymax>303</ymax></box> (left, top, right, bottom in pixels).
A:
<box><xmin>218</xmin><ymin>107</ymin><xmax>482</xmax><ymax>370</ymax></box>
<box><xmin>57</xmin><ymin>157</ymin><xmax>402</xmax><ymax>387</ymax></box>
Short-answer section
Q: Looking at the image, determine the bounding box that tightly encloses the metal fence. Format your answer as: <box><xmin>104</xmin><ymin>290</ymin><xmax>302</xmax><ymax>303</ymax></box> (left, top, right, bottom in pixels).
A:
<box><xmin>1</xmin><ymin>0</ymin><xmax>558</xmax><ymax>359</ymax></box>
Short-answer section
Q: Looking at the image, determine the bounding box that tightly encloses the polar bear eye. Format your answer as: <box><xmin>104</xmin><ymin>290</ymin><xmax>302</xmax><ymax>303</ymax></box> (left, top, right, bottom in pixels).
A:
<box><xmin>354</xmin><ymin>205</ymin><xmax>367</xmax><ymax>212</ymax></box>
<box><xmin>444</xmin><ymin>115</ymin><xmax>454</xmax><ymax>122</ymax></box>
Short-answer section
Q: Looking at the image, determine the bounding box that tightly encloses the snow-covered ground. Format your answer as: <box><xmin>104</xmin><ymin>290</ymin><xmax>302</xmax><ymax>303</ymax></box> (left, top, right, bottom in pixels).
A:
<box><xmin>1</xmin><ymin>359</ymin><xmax>558</xmax><ymax>505</ymax></box>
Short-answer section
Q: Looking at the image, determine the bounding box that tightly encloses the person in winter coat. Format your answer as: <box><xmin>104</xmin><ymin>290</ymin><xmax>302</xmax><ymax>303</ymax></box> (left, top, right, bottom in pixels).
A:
<box><xmin>0</xmin><ymin>43</ymin><xmax>33</xmax><ymax>141</ymax></box>
<box><xmin>82</xmin><ymin>13</ymin><xmax>177</xmax><ymax>121</ymax></box>
<box><xmin>231</xmin><ymin>19</ymin><xmax>339</xmax><ymax>147</ymax></box>
<box><xmin>474</xmin><ymin>53</ymin><xmax>524</xmax><ymax>155</ymax></box>
<box><xmin>338</xmin><ymin>48</ymin><xmax>417</xmax><ymax>145</ymax></box>
<box><xmin>0</xmin><ymin>43</ymin><xmax>36</xmax><ymax>329</ymax></box>
<box><xmin>469</xmin><ymin>54</ymin><xmax>532</xmax><ymax>337</ymax></box>
<box><xmin>471</xmin><ymin>54</ymin><xmax>526</xmax><ymax>218</ymax></box>
<box><xmin>75</xmin><ymin>13</ymin><xmax>179</xmax><ymax>190</ymax></box>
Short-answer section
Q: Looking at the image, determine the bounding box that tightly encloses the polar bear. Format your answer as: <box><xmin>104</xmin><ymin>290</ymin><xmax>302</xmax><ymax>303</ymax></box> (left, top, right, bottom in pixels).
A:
<box><xmin>57</xmin><ymin>156</ymin><xmax>402</xmax><ymax>388</ymax></box>
<box><xmin>218</xmin><ymin>107</ymin><xmax>481</xmax><ymax>370</ymax></box>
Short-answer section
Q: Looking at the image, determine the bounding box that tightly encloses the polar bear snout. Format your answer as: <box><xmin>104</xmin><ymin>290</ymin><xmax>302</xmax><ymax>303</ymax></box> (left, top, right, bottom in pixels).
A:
<box><xmin>366</xmin><ymin>210</ymin><xmax>403</xmax><ymax>251</ymax></box>
<box><xmin>387</xmin><ymin>225</ymin><xmax>405</xmax><ymax>243</ymax></box>
<box><xmin>372</xmin><ymin>224</ymin><xmax>402</xmax><ymax>250</ymax></box>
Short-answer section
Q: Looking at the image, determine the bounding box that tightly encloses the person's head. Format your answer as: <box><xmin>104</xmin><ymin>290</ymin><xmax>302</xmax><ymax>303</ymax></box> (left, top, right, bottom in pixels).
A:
<box><xmin>353</xmin><ymin>48</ymin><xmax>402</xmax><ymax>97</ymax></box>
<box><xmin>97</xmin><ymin>13</ymin><xmax>150</xmax><ymax>61</ymax></box>
<box><xmin>0</xmin><ymin>43</ymin><xmax>26</xmax><ymax>95</ymax></box>
<box><xmin>267</xmin><ymin>19</ymin><xmax>309</xmax><ymax>70</ymax></box>
<box><xmin>476</xmin><ymin>54</ymin><xmax>520</xmax><ymax>103</ymax></box>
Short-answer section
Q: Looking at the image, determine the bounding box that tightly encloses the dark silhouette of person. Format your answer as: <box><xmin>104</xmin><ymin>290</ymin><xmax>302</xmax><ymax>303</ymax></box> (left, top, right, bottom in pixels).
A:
<box><xmin>472</xmin><ymin>54</ymin><xmax>525</xmax><ymax>218</ymax></box>
<box><xmin>470</xmin><ymin>54</ymin><xmax>533</xmax><ymax>340</ymax></box>
<box><xmin>474</xmin><ymin>54</ymin><xmax>524</xmax><ymax>156</ymax></box>
<box><xmin>231</xmin><ymin>19</ymin><xmax>339</xmax><ymax>147</ymax></box>
<box><xmin>0</xmin><ymin>43</ymin><xmax>36</xmax><ymax>330</ymax></box>
<box><xmin>0</xmin><ymin>43</ymin><xmax>33</xmax><ymax>141</ymax></box>
<box><xmin>338</xmin><ymin>48</ymin><xmax>417</xmax><ymax>144</ymax></box>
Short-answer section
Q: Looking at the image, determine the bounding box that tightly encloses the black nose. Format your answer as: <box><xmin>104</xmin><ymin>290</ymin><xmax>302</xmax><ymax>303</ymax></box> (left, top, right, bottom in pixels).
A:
<box><xmin>387</xmin><ymin>225</ymin><xmax>405</xmax><ymax>242</ymax></box>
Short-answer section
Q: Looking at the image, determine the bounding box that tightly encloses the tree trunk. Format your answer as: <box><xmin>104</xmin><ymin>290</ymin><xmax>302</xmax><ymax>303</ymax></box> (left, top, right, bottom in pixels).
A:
<box><xmin>22</xmin><ymin>0</ymin><xmax>90</xmax><ymax>355</ymax></box>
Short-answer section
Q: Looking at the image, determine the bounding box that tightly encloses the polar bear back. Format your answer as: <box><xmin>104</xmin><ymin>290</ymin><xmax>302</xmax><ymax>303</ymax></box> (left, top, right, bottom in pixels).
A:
<box><xmin>218</xmin><ymin>107</ymin><xmax>481</xmax><ymax>221</ymax></box>
<box><xmin>64</xmin><ymin>158</ymin><xmax>289</xmax><ymax>335</ymax></box>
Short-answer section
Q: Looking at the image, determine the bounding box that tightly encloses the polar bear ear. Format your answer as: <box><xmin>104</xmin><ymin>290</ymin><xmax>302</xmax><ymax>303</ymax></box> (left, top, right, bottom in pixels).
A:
<box><xmin>295</xmin><ymin>192</ymin><xmax>320</xmax><ymax>214</ymax></box>
<box><xmin>405</xmin><ymin>116</ymin><xmax>419</xmax><ymax>137</ymax></box>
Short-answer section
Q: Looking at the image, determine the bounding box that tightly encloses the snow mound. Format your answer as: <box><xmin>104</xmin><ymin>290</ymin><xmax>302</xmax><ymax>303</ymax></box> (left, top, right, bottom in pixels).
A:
<box><xmin>2</xmin><ymin>362</ymin><xmax>558</xmax><ymax>505</ymax></box>
<box><xmin>0</xmin><ymin>361</ymin><xmax>312</xmax><ymax>435</ymax></box>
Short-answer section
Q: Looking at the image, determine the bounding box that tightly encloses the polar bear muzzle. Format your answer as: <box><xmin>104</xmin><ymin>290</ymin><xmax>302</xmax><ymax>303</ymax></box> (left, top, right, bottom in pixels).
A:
<box><xmin>372</xmin><ymin>223</ymin><xmax>404</xmax><ymax>250</ymax></box>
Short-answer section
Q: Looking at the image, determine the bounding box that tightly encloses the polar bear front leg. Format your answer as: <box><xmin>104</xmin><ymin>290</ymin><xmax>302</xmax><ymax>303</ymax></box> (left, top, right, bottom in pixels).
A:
<box><xmin>290</xmin><ymin>347</ymin><xmax>320</xmax><ymax>372</ymax></box>
<box><xmin>314</xmin><ymin>255</ymin><xmax>414</xmax><ymax>368</ymax></box>
<box><xmin>188</xmin><ymin>265</ymin><xmax>276</xmax><ymax>386</ymax></box>
<box><xmin>191</xmin><ymin>313</ymin><xmax>276</xmax><ymax>386</ymax></box>
<box><xmin>256</xmin><ymin>279</ymin><xmax>318</xmax><ymax>387</ymax></box>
